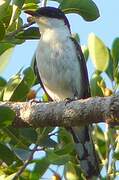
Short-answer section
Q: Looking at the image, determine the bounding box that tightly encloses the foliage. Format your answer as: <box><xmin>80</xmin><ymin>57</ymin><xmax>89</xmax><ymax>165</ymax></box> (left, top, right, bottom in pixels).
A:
<box><xmin>0</xmin><ymin>0</ymin><xmax>119</xmax><ymax>179</ymax></box>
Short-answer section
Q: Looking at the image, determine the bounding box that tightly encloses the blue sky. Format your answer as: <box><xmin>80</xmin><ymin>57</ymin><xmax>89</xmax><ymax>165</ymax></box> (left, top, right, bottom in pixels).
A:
<box><xmin>2</xmin><ymin>0</ymin><xmax>119</xmax><ymax>81</ymax></box>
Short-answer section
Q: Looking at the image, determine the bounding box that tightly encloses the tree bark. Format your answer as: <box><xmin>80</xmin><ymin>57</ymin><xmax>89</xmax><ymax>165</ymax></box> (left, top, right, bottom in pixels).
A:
<box><xmin>0</xmin><ymin>95</ymin><xmax>119</xmax><ymax>128</ymax></box>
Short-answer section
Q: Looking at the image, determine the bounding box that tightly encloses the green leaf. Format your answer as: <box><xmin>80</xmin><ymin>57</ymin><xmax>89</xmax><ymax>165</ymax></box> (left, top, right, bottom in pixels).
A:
<box><xmin>0</xmin><ymin>5</ymin><xmax>12</xmax><ymax>28</ymax></box>
<box><xmin>55</xmin><ymin>143</ymin><xmax>74</xmax><ymax>155</ymax></box>
<box><xmin>13</xmin><ymin>148</ymin><xmax>31</xmax><ymax>161</ymax></box>
<box><xmin>3</xmin><ymin>68</ymin><xmax>35</xmax><ymax>101</ymax></box>
<box><xmin>93</xmin><ymin>125</ymin><xmax>106</xmax><ymax>159</ymax></box>
<box><xmin>0</xmin><ymin>21</ymin><xmax>5</xmax><ymax>41</ymax></box>
<box><xmin>46</xmin><ymin>150</ymin><xmax>72</xmax><ymax>165</ymax></box>
<box><xmin>3</xmin><ymin>74</ymin><xmax>22</xmax><ymax>101</ymax></box>
<box><xmin>0</xmin><ymin>143</ymin><xmax>15</xmax><ymax>165</ymax></box>
<box><xmin>105</xmin><ymin>48</ymin><xmax>114</xmax><ymax>81</ymax></box>
<box><xmin>88</xmin><ymin>33</ymin><xmax>109</xmax><ymax>71</ymax></box>
<box><xmin>59</xmin><ymin>0</ymin><xmax>100</xmax><ymax>21</ymax></box>
<box><xmin>25</xmin><ymin>0</ymin><xmax>40</xmax><ymax>3</ymax></box>
<box><xmin>30</xmin><ymin>157</ymin><xmax>49</xmax><ymax>179</ymax></box>
<box><xmin>15</xmin><ymin>27</ymin><xmax>40</xmax><ymax>40</ymax></box>
<box><xmin>39</xmin><ymin>137</ymin><xmax>57</xmax><ymax>148</ymax></box>
<box><xmin>90</xmin><ymin>72</ymin><xmax>105</xmax><ymax>96</ymax></box>
<box><xmin>64</xmin><ymin>162</ymin><xmax>79</xmax><ymax>180</ymax></box>
<box><xmin>0</xmin><ymin>43</ymin><xmax>14</xmax><ymax>55</ymax></box>
<box><xmin>13</xmin><ymin>0</ymin><xmax>25</xmax><ymax>9</ymax></box>
<box><xmin>36</xmin><ymin>127</ymin><xmax>57</xmax><ymax>148</ymax></box>
<box><xmin>0</xmin><ymin>45</ymin><xmax>14</xmax><ymax>73</ymax></box>
<box><xmin>19</xmin><ymin>128</ymin><xmax>37</xmax><ymax>144</ymax></box>
<box><xmin>111</xmin><ymin>37</ymin><xmax>119</xmax><ymax>68</ymax></box>
<box><xmin>22</xmin><ymin>3</ymin><xmax>38</xmax><ymax>10</ymax></box>
<box><xmin>0</xmin><ymin>0</ymin><xmax>11</xmax><ymax>21</ymax></box>
<box><xmin>58</xmin><ymin>128</ymin><xmax>73</xmax><ymax>144</ymax></box>
<box><xmin>81</xmin><ymin>45</ymin><xmax>89</xmax><ymax>61</ymax></box>
<box><xmin>0</xmin><ymin>77</ymin><xmax>6</xmax><ymax>100</ymax></box>
<box><xmin>23</xmin><ymin>67</ymin><xmax>36</xmax><ymax>87</ymax></box>
<box><xmin>0</xmin><ymin>77</ymin><xmax>7</xmax><ymax>87</ymax></box>
<box><xmin>72</xmin><ymin>33</ymin><xmax>80</xmax><ymax>43</ymax></box>
<box><xmin>5</xmin><ymin>173</ymin><xmax>17</xmax><ymax>180</ymax></box>
<box><xmin>51</xmin><ymin>0</ymin><xmax>63</xmax><ymax>3</ymax></box>
<box><xmin>114</xmin><ymin>66</ymin><xmax>119</xmax><ymax>85</ymax></box>
<box><xmin>0</xmin><ymin>106</ymin><xmax>15</xmax><ymax>127</ymax></box>
<box><xmin>113</xmin><ymin>151</ymin><xmax>119</xmax><ymax>160</ymax></box>
<box><xmin>4</xmin><ymin>36</ymin><xmax>25</xmax><ymax>45</ymax></box>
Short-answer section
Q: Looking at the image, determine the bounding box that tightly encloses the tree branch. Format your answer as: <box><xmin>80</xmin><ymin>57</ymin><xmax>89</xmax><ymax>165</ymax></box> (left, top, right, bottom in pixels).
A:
<box><xmin>0</xmin><ymin>95</ymin><xmax>119</xmax><ymax>128</ymax></box>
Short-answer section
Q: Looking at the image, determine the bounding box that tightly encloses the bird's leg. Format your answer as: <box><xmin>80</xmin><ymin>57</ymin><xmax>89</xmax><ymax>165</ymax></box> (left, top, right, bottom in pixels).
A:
<box><xmin>65</xmin><ymin>96</ymin><xmax>78</xmax><ymax>105</ymax></box>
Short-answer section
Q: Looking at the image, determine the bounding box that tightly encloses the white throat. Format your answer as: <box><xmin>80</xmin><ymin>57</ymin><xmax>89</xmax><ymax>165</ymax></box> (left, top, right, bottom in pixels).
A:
<box><xmin>36</xmin><ymin>21</ymin><xmax>82</xmax><ymax>101</ymax></box>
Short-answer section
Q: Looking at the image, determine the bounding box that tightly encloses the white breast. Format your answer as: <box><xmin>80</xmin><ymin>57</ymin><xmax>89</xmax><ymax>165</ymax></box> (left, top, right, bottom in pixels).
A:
<box><xmin>36</xmin><ymin>28</ymin><xmax>83</xmax><ymax>101</ymax></box>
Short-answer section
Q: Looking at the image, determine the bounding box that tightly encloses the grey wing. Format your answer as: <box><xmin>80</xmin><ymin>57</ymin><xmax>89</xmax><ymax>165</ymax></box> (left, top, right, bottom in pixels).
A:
<box><xmin>33</xmin><ymin>58</ymin><xmax>52</xmax><ymax>101</ymax></box>
<box><xmin>70</xmin><ymin>37</ymin><xmax>90</xmax><ymax>98</ymax></box>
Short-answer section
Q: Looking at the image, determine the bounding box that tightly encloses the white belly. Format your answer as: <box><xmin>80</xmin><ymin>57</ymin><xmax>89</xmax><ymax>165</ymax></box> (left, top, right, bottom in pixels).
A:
<box><xmin>36</xmin><ymin>35</ymin><xmax>83</xmax><ymax>101</ymax></box>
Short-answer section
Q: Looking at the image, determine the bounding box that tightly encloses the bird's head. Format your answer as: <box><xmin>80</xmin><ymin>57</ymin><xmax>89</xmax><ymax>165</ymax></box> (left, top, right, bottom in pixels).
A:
<box><xmin>25</xmin><ymin>7</ymin><xmax>70</xmax><ymax>33</ymax></box>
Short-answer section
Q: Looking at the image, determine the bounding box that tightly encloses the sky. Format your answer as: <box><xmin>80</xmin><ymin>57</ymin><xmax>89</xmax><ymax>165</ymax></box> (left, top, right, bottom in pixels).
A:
<box><xmin>1</xmin><ymin>0</ymin><xmax>119</xmax><ymax>179</ymax></box>
<box><xmin>1</xmin><ymin>0</ymin><xmax>119</xmax><ymax>81</ymax></box>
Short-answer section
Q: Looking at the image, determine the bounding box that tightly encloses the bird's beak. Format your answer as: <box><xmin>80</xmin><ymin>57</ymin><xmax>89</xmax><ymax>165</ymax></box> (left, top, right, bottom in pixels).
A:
<box><xmin>24</xmin><ymin>10</ymin><xmax>39</xmax><ymax>17</ymax></box>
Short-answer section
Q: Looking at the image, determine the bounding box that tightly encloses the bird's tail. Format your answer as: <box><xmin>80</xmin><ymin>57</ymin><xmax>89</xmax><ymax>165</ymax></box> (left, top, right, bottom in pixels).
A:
<box><xmin>69</xmin><ymin>126</ymin><xmax>100</xmax><ymax>178</ymax></box>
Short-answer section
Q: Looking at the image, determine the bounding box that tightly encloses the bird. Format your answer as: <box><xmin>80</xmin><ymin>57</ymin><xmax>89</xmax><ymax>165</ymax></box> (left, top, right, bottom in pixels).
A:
<box><xmin>25</xmin><ymin>7</ymin><xmax>100</xmax><ymax>178</ymax></box>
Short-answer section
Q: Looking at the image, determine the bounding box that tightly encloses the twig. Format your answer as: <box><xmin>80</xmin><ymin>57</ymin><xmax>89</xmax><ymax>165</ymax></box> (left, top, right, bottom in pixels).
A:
<box><xmin>13</xmin><ymin>144</ymin><xmax>38</xmax><ymax>180</ymax></box>
<box><xmin>1</xmin><ymin>95</ymin><xmax>119</xmax><ymax>128</ymax></box>
<box><xmin>6</xmin><ymin>22</ymin><xmax>35</xmax><ymax>38</ymax></box>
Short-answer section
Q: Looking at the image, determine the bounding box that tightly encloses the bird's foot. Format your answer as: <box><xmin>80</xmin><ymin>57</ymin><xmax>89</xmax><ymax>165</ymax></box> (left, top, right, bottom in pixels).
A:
<box><xmin>65</xmin><ymin>97</ymin><xmax>78</xmax><ymax>105</ymax></box>
<box><xmin>29</xmin><ymin>99</ymin><xmax>41</xmax><ymax>105</ymax></box>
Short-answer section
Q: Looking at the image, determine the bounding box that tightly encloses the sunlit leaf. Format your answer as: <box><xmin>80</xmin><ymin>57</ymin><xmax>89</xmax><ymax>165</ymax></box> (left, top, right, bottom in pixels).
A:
<box><xmin>81</xmin><ymin>45</ymin><xmax>89</xmax><ymax>61</ymax></box>
<box><xmin>59</xmin><ymin>0</ymin><xmax>100</xmax><ymax>21</ymax></box>
<box><xmin>88</xmin><ymin>33</ymin><xmax>109</xmax><ymax>71</ymax></box>
<box><xmin>7</xmin><ymin>3</ymin><xmax>21</xmax><ymax>31</ymax></box>
<box><xmin>0</xmin><ymin>46</ymin><xmax>14</xmax><ymax>73</ymax></box>
<box><xmin>3</xmin><ymin>67</ymin><xmax>35</xmax><ymax>101</ymax></box>
<box><xmin>111</xmin><ymin>37</ymin><xmax>119</xmax><ymax>68</ymax></box>
<box><xmin>0</xmin><ymin>0</ymin><xmax>11</xmax><ymax>21</ymax></box>
<box><xmin>0</xmin><ymin>106</ymin><xmax>15</xmax><ymax>127</ymax></box>
<box><xmin>3</xmin><ymin>74</ymin><xmax>22</xmax><ymax>101</ymax></box>
<box><xmin>5</xmin><ymin>173</ymin><xmax>17</xmax><ymax>180</ymax></box>
<box><xmin>22</xmin><ymin>3</ymin><xmax>38</xmax><ymax>10</ymax></box>
<box><xmin>64</xmin><ymin>161</ymin><xmax>79</xmax><ymax>180</ymax></box>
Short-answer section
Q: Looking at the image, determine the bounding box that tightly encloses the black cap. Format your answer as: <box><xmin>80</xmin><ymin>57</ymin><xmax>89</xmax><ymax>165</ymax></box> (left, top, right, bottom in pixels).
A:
<box><xmin>25</xmin><ymin>7</ymin><xmax>70</xmax><ymax>30</ymax></box>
